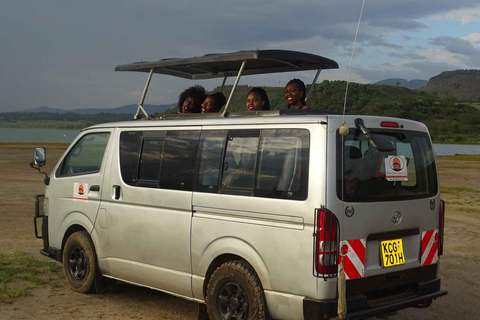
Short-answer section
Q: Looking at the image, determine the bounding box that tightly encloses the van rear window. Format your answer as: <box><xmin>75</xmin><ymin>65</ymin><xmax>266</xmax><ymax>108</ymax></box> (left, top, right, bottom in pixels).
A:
<box><xmin>336</xmin><ymin>129</ymin><xmax>437</xmax><ymax>202</ymax></box>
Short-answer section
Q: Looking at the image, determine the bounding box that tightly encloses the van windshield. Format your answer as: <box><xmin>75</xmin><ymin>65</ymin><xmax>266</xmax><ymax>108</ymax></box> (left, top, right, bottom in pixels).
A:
<box><xmin>336</xmin><ymin>129</ymin><xmax>437</xmax><ymax>202</ymax></box>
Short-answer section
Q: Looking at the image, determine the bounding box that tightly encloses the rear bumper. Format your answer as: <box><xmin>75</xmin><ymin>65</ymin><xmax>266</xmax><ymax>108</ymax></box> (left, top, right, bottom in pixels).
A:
<box><xmin>303</xmin><ymin>276</ymin><xmax>447</xmax><ymax>320</ymax></box>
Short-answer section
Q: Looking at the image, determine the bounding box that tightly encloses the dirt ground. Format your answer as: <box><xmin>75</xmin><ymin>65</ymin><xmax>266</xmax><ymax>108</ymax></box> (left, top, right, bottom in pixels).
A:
<box><xmin>0</xmin><ymin>143</ymin><xmax>479</xmax><ymax>320</ymax></box>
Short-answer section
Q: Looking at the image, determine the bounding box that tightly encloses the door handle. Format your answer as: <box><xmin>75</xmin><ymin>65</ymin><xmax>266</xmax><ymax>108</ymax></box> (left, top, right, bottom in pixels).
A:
<box><xmin>90</xmin><ymin>185</ymin><xmax>100</xmax><ymax>192</ymax></box>
<box><xmin>113</xmin><ymin>185</ymin><xmax>121</xmax><ymax>200</ymax></box>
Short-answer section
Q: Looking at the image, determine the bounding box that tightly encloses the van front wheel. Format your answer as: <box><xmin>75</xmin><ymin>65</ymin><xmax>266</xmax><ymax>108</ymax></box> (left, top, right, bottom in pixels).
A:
<box><xmin>63</xmin><ymin>231</ymin><xmax>97</xmax><ymax>293</ymax></box>
<box><xmin>206</xmin><ymin>260</ymin><xmax>266</xmax><ymax>320</ymax></box>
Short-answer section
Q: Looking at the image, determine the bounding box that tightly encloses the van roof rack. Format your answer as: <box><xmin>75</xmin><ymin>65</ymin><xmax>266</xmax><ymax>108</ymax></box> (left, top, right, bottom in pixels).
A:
<box><xmin>115</xmin><ymin>49</ymin><xmax>339</xmax><ymax>119</ymax></box>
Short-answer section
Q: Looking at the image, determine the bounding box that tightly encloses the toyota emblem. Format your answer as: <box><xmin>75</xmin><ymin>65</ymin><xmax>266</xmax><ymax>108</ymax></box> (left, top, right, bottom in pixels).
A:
<box><xmin>391</xmin><ymin>211</ymin><xmax>402</xmax><ymax>225</ymax></box>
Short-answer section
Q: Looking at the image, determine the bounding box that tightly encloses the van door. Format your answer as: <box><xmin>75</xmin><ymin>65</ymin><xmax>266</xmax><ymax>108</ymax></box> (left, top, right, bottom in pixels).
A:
<box><xmin>325</xmin><ymin>117</ymin><xmax>439</xmax><ymax>283</ymax></box>
<box><xmin>190</xmin><ymin>127</ymin><xmax>323</xmax><ymax>302</ymax></box>
<box><xmin>100</xmin><ymin>128</ymin><xmax>200</xmax><ymax>298</ymax></box>
<box><xmin>46</xmin><ymin>130</ymin><xmax>113</xmax><ymax>250</ymax></box>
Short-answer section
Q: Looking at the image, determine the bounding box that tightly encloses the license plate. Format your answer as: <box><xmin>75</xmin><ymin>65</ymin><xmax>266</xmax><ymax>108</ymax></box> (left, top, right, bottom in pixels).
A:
<box><xmin>380</xmin><ymin>239</ymin><xmax>405</xmax><ymax>267</ymax></box>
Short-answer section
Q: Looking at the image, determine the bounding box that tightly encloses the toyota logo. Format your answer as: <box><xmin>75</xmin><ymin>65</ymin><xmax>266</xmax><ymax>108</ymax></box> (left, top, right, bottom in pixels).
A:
<box><xmin>391</xmin><ymin>211</ymin><xmax>402</xmax><ymax>225</ymax></box>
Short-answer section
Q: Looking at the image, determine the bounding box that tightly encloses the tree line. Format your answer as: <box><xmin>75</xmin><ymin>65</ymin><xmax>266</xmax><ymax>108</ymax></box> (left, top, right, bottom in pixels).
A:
<box><xmin>2</xmin><ymin>80</ymin><xmax>479</xmax><ymax>143</ymax></box>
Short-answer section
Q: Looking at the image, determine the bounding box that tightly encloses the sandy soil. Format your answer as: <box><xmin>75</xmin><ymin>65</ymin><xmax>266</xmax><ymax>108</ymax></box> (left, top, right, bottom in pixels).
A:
<box><xmin>0</xmin><ymin>143</ymin><xmax>479</xmax><ymax>320</ymax></box>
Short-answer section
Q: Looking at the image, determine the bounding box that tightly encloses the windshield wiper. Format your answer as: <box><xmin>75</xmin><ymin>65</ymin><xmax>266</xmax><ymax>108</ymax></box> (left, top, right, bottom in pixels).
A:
<box><xmin>355</xmin><ymin>118</ymin><xmax>395</xmax><ymax>152</ymax></box>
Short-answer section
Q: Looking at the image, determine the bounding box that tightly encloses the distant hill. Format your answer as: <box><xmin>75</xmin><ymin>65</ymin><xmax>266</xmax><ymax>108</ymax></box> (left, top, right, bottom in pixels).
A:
<box><xmin>26</xmin><ymin>106</ymin><xmax>68</xmax><ymax>113</ymax></box>
<box><xmin>216</xmin><ymin>82</ymin><xmax>433</xmax><ymax>113</ymax></box>
<box><xmin>373</xmin><ymin>78</ymin><xmax>428</xmax><ymax>89</ymax></box>
<box><xmin>420</xmin><ymin>70</ymin><xmax>480</xmax><ymax>101</ymax></box>
<box><xmin>3</xmin><ymin>80</ymin><xmax>479</xmax><ymax>143</ymax></box>
<box><xmin>23</xmin><ymin>104</ymin><xmax>175</xmax><ymax>115</ymax></box>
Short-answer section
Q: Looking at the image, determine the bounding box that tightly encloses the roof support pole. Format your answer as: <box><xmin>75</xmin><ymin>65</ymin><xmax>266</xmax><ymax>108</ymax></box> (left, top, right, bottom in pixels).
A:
<box><xmin>134</xmin><ymin>68</ymin><xmax>154</xmax><ymax>119</ymax></box>
<box><xmin>221</xmin><ymin>60</ymin><xmax>247</xmax><ymax>117</ymax></box>
<box><xmin>220</xmin><ymin>74</ymin><xmax>228</xmax><ymax>92</ymax></box>
<box><xmin>305</xmin><ymin>68</ymin><xmax>322</xmax><ymax>103</ymax></box>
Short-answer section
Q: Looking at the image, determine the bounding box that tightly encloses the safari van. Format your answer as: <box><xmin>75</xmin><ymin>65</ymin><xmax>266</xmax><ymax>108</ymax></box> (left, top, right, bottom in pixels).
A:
<box><xmin>32</xmin><ymin>50</ymin><xmax>447</xmax><ymax>320</ymax></box>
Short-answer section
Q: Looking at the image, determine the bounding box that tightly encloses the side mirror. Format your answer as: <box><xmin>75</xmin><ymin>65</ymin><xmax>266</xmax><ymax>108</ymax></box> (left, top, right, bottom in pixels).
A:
<box><xmin>34</xmin><ymin>148</ymin><xmax>46</xmax><ymax>167</ymax></box>
<box><xmin>30</xmin><ymin>148</ymin><xmax>50</xmax><ymax>185</ymax></box>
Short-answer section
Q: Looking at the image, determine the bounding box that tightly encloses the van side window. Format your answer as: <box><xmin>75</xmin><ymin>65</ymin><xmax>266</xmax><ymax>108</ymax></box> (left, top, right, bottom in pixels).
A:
<box><xmin>160</xmin><ymin>130</ymin><xmax>201</xmax><ymax>191</ymax></box>
<box><xmin>137</xmin><ymin>138</ymin><xmax>165</xmax><ymax>187</ymax></box>
<box><xmin>221</xmin><ymin>131</ymin><xmax>260</xmax><ymax>194</ymax></box>
<box><xmin>256</xmin><ymin>129</ymin><xmax>309</xmax><ymax>200</ymax></box>
<box><xmin>195</xmin><ymin>131</ymin><xmax>227</xmax><ymax>193</ymax></box>
<box><xmin>57</xmin><ymin>132</ymin><xmax>110</xmax><ymax>177</ymax></box>
<box><xmin>120</xmin><ymin>131</ymin><xmax>166</xmax><ymax>187</ymax></box>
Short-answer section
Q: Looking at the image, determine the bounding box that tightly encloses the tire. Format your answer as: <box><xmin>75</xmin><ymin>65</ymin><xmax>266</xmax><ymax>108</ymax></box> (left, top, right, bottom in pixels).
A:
<box><xmin>62</xmin><ymin>231</ymin><xmax>97</xmax><ymax>293</ymax></box>
<box><xmin>206</xmin><ymin>260</ymin><xmax>266</xmax><ymax>320</ymax></box>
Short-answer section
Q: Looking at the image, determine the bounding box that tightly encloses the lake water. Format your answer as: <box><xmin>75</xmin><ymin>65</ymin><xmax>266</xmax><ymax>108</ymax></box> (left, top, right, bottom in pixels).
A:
<box><xmin>0</xmin><ymin>127</ymin><xmax>479</xmax><ymax>156</ymax></box>
<box><xmin>433</xmin><ymin>143</ymin><xmax>480</xmax><ymax>156</ymax></box>
<box><xmin>0</xmin><ymin>127</ymin><xmax>80</xmax><ymax>144</ymax></box>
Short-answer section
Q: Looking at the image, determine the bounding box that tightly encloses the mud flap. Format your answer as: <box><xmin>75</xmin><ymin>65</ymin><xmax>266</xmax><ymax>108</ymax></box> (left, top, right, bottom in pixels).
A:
<box><xmin>198</xmin><ymin>303</ymin><xmax>209</xmax><ymax>320</ymax></box>
<box><xmin>94</xmin><ymin>268</ymin><xmax>116</xmax><ymax>293</ymax></box>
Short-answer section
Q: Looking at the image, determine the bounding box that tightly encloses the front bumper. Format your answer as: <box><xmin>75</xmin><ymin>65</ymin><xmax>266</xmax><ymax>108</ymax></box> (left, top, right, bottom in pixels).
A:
<box><xmin>34</xmin><ymin>195</ymin><xmax>61</xmax><ymax>262</ymax></box>
<box><xmin>303</xmin><ymin>266</ymin><xmax>447</xmax><ymax>320</ymax></box>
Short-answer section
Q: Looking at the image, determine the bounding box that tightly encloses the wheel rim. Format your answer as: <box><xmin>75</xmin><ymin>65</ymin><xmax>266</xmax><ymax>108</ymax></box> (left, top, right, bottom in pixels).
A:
<box><xmin>217</xmin><ymin>282</ymin><xmax>249</xmax><ymax>320</ymax></box>
<box><xmin>67</xmin><ymin>246</ymin><xmax>88</xmax><ymax>281</ymax></box>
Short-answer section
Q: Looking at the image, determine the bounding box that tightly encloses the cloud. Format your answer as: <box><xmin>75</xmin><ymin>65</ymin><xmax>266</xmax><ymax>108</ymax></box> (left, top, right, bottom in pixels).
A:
<box><xmin>430</xmin><ymin>36</ymin><xmax>480</xmax><ymax>57</ymax></box>
<box><xmin>2</xmin><ymin>0</ymin><xmax>480</xmax><ymax>111</ymax></box>
<box><xmin>419</xmin><ymin>49</ymin><xmax>463</xmax><ymax>66</ymax></box>
<box><xmin>368</xmin><ymin>18</ymin><xmax>427</xmax><ymax>30</ymax></box>
<box><xmin>461</xmin><ymin>33</ymin><xmax>480</xmax><ymax>43</ymax></box>
<box><xmin>353</xmin><ymin>57</ymin><xmax>458</xmax><ymax>83</ymax></box>
<box><xmin>442</xmin><ymin>5</ymin><xmax>480</xmax><ymax>24</ymax></box>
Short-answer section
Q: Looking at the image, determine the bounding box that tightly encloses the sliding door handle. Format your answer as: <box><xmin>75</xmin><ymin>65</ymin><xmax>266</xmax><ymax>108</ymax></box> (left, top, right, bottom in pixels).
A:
<box><xmin>113</xmin><ymin>185</ymin><xmax>121</xmax><ymax>200</ymax></box>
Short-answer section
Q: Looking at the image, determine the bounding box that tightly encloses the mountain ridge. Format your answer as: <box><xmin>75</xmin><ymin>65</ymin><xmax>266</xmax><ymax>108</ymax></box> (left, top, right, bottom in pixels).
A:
<box><xmin>419</xmin><ymin>70</ymin><xmax>480</xmax><ymax>101</ymax></box>
<box><xmin>21</xmin><ymin>104</ymin><xmax>175</xmax><ymax>115</ymax></box>
<box><xmin>10</xmin><ymin>69</ymin><xmax>480</xmax><ymax>115</ymax></box>
<box><xmin>373</xmin><ymin>78</ymin><xmax>428</xmax><ymax>89</ymax></box>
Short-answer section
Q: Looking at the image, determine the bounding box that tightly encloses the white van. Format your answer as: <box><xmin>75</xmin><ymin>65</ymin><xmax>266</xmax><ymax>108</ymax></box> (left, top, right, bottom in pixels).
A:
<box><xmin>33</xmin><ymin>50</ymin><xmax>447</xmax><ymax>320</ymax></box>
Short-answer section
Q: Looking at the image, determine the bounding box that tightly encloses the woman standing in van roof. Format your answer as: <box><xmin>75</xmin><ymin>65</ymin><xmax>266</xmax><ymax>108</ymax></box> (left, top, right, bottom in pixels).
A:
<box><xmin>201</xmin><ymin>92</ymin><xmax>227</xmax><ymax>113</ymax></box>
<box><xmin>177</xmin><ymin>85</ymin><xmax>207</xmax><ymax>113</ymax></box>
<box><xmin>285</xmin><ymin>79</ymin><xmax>309</xmax><ymax>109</ymax></box>
<box><xmin>246</xmin><ymin>87</ymin><xmax>270</xmax><ymax>111</ymax></box>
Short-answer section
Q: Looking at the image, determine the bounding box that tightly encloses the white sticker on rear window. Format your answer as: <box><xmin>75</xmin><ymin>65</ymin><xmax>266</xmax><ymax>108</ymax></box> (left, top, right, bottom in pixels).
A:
<box><xmin>385</xmin><ymin>156</ymin><xmax>408</xmax><ymax>181</ymax></box>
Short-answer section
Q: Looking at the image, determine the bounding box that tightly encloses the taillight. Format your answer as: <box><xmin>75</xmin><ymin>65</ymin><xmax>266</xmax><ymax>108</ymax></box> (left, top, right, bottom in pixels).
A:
<box><xmin>314</xmin><ymin>208</ymin><xmax>339</xmax><ymax>278</ymax></box>
<box><xmin>439</xmin><ymin>200</ymin><xmax>445</xmax><ymax>256</ymax></box>
<box><xmin>380</xmin><ymin>121</ymin><xmax>400</xmax><ymax>128</ymax></box>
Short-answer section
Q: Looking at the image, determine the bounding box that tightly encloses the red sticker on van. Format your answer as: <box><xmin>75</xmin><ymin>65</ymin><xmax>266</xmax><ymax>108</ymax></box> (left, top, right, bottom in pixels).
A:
<box><xmin>421</xmin><ymin>229</ymin><xmax>439</xmax><ymax>265</ymax></box>
<box><xmin>340</xmin><ymin>239</ymin><xmax>366</xmax><ymax>279</ymax></box>
<box><xmin>74</xmin><ymin>183</ymin><xmax>88</xmax><ymax>200</ymax></box>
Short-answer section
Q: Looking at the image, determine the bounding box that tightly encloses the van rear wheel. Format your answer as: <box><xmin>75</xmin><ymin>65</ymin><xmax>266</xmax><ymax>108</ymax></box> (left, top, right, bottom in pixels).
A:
<box><xmin>63</xmin><ymin>231</ymin><xmax>97</xmax><ymax>293</ymax></box>
<box><xmin>206</xmin><ymin>260</ymin><xmax>266</xmax><ymax>320</ymax></box>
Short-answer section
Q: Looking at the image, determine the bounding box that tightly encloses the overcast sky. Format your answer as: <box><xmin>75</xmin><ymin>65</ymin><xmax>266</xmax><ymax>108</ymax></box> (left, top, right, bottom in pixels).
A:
<box><xmin>1</xmin><ymin>0</ymin><xmax>480</xmax><ymax>112</ymax></box>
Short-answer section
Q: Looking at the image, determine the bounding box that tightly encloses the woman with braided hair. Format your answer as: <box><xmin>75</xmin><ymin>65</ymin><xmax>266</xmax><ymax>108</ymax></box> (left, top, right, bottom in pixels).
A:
<box><xmin>284</xmin><ymin>79</ymin><xmax>309</xmax><ymax>109</ymax></box>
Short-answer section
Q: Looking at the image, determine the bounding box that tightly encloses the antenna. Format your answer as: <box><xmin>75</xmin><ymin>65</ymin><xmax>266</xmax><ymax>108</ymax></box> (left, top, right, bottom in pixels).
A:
<box><xmin>338</xmin><ymin>2</ymin><xmax>366</xmax><ymax>319</ymax></box>
<box><xmin>342</xmin><ymin>0</ymin><xmax>366</xmax><ymax>122</ymax></box>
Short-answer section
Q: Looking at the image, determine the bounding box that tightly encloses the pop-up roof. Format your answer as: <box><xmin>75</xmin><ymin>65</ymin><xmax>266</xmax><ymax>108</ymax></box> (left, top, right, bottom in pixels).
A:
<box><xmin>115</xmin><ymin>50</ymin><xmax>339</xmax><ymax>80</ymax></box>
<box><xmin>114</xmin><ymin>49</ymin><xmax>339</xmax><ymax>119</ymax></box>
